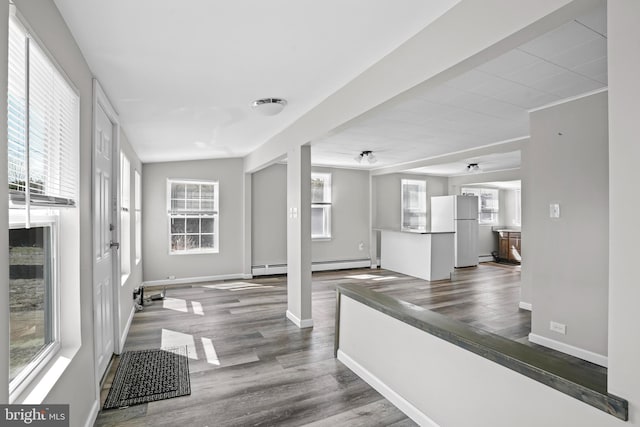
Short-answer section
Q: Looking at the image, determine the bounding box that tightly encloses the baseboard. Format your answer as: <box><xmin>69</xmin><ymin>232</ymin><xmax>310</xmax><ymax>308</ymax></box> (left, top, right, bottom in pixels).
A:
<box><xmin>252</xmin><ymin>259</ymin><xmax>372</xmax><ymax>276</ymax></box>
<box><xmin>119</xmin><ymin>305</ymin><xmax>136</xmax><ymax>352</ymax></box>
<box><xmin>337</xmin><ymin>350</ymin><xmax>439</xmax><ymax>427</ymax></box>
<box><xmin>142</xmin><ymin>272</ymin><xmax>252</xmax><ymax>287</ymax></box>
<box><xmin>528</xmin><ymin>333</ymin><xmax>607</xmax><ymax>367</ymax></box>
<box><xmin>83</xmin><ymin>399</ymin><xmax>100</xmax><ymax>427</ymax></box>
<box><xmin>286</xmin><ymin>310</ymin><xmax>314</xmax><ymax>329</ymax></box>
<box><xmin>519</xmin><ymin>302</ymin><xmax>532</xmax><ymax>311</ymax></box>
<box><xmin>479</xmin><ymin>255</ymin><xmax>494</xmax><ymax>263</ymax></box>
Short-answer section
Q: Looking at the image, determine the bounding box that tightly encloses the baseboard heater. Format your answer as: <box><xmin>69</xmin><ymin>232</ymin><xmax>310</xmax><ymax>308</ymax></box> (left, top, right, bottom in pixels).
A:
<box><xmin>252</xmin><ymin>259</ymin><xmax>371</xmax><ymax>276</ymax></box>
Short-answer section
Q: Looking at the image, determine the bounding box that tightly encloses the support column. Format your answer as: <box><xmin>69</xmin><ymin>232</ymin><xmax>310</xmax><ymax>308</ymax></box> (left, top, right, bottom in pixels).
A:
<box><xmin>286</xmin><ymin>144</ymin><xmax>313</xmax><ymax>328</ymax></box>
<box><xmin>607</xmin><ymin>0</ymin><xmax>640</xmax><ymax>417</ymax></box>
<box><xmin>242</xmin><ymin>172</ymin><xmax>252</xmax><ymax>278</ymax></box>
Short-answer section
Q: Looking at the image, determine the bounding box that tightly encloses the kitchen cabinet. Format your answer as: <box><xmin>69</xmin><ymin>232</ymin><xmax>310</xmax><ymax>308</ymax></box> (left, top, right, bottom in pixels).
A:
<box><xmin>496</xmin><ymin>230</ymin><xmax>521</xmax><ymax>264</ymax></box>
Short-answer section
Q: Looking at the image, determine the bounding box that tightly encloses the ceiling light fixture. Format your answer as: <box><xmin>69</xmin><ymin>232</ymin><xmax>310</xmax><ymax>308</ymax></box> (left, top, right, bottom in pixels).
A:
<box><xmin>467</xmin><ymin>163</ymin><xmax>481</xmax><ymax>173</ymax></box>
<box><xmin>251</xmin><ymin>98</ymin><xmax>287</xmax><ymax>116</ymax></box>
<box><xmin>355</xmin><ymin>150</ymin><xmax>377</xmax><ymax>164</ymax></box>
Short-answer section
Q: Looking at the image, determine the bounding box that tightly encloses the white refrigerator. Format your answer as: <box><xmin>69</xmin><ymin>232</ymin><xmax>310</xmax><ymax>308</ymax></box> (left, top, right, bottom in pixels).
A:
<box><xmin>430</xmin><ymin>195</ymin><xmax>479</xmax><ymax>267</ymax></box>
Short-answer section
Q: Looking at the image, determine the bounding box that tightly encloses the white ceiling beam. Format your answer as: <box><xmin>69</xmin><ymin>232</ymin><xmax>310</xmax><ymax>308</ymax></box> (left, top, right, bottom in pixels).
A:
<box><xmin>369</xmin><ymin>136</ymin><xmax>527</xmax><ymax>176</ymax></box>
<box><xmin>244</xmin><ymin>0</ymin><xmax>603</xmax><ymax>173</ymax></box>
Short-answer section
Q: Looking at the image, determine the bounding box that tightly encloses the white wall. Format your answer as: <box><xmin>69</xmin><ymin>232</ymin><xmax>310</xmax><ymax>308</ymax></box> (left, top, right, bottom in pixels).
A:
<box><xmin>252</xmin><ymin>163</ymin><xmax>371</xmax><ymax>266</ymax></box>
<box><xmin>118</xmin><ymin>130</ymin><xmax>143</xmax><ymax>342</ymax></box>
<box><xmin>1</xmin><ymin>0</ymin><xmax>103</xmax><ymax>424</ymax></box>
<box><xmin>142</xmin><ymin>158</ymin><xmax>246</xmax><ymax>282</ymax></box>
<box><xmin>607</xmin><ymin>0</ymin><xmax>640</xmax><ymax>420</ymax></box>
<box><xmin>524</xmin><ymin>91</ymin><xmax>609</xmax><ymax>359</ymax></box>
<box><xmin>0</xmin><ymin>0</ymin><xmax>8</xmax><ymax>405</ymax></box>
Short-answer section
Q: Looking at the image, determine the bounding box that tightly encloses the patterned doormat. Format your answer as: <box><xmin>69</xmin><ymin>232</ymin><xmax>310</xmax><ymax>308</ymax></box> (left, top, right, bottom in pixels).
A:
<box><xmin>103</xmin><ymin>346</ymin><xmax>191</xmax><ymax>409</ymax></box>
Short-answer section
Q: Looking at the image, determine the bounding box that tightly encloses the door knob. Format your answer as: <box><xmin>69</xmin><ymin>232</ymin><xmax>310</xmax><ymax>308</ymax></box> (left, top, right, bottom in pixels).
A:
<box><xmin>110</xmin><ymin>241</ymin><xmax>120</xmax><ymax>250</ymax></box>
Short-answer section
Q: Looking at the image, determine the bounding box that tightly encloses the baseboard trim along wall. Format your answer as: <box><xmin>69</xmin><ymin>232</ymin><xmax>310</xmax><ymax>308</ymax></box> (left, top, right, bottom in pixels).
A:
<box><xmin>478</xmin><ymin>255</ymin><xmax>494</xmax><ymax>263</ymax></box>
<box><xmin>252</xmin><ymin>259</ymin><xmax>371</xmax><ymax>276</ymax></box>
<box><xmin>84</xmin><ymin>399</ymin><xmax>100</xmax><ymax>427</ymax></box>
<box><xmin>119</xmin><ymin>305</ymin><xmax>136</xmax><ymax>352</ymax></box>
<box><xmin>142</xmin><ymin>273</ymin><xmax>253</xmax><ymax>287</ymax></box>
<box><xmin>519</xmin><ymin>302</ymin><xmax>532</xmax><ymax>311</ymax></box>
<box><xmin>337</xmin><ymin>349</ymin><xmax>440</xmax><ymax>427</ymax></box>
<box><xmin>286</xmin><ymin>310</ymin><xmax>314</xmax><ymax>329</ymax></box>
<box><xmin>528</xmin><ymin>333</ymin><xmax>608</xmax><ymax>367</ymax></box>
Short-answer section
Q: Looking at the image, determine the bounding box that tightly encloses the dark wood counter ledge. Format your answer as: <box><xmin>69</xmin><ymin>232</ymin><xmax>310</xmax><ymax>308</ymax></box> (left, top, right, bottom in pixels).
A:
<box><xmin>335</xmin><ymin>283</ymin><xmax>628</xmax><ymax>421</ymax></box>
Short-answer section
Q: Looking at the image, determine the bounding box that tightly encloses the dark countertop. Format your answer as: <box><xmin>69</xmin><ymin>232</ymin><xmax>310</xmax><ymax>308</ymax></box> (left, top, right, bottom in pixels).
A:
<box><xmin>335</xmin><ymin>283</ymin><xmax>628</xmax><ymax>421</ymax></box>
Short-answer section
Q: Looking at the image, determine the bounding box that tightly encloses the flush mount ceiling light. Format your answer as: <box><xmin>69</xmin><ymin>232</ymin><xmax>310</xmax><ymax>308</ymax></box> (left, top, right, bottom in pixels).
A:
<box><xmin>467</xmin><ymin>163</ymin><xmax>481</xmax><ymax>173</ymax></box>
<box><xmin>251</xmin><ymin>98</ymin><xmax>287</xmax><ymax>116</ymax></box>
<box><xmin>355</xmin><ymin>150</ymin><xmax>377</xmax><ymax>164</ymax></box>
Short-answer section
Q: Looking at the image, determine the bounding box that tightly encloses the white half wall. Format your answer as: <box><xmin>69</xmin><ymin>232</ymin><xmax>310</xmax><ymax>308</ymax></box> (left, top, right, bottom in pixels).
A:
<box><xmin>339</xmin><ymin>295</ymin><xmax>622</xmax><ymax>427</ymax></box>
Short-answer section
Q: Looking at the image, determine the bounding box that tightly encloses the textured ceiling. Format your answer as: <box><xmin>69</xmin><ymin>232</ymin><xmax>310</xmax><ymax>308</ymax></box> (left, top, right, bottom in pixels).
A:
<box><xmin>311</xmin><ymin>5</ymin><xmax>607</xmax><ymax>174</ymax></box>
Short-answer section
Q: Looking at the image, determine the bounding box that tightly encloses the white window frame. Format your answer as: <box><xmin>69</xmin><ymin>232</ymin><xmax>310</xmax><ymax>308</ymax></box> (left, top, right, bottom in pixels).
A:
<box><xmin>401</xmin><ymin>179</ymin><xmax>427</xmax><ymax>232</ymax></box>
<box><xmin>7</xmin><ymin>9</ymin><xmax>80</xmax><ymax>402</ymax></box>
<box><xmin>134</xmin><ymin>170</ymin><xmax>142</xmax><ymax>264</ymax></box>
<box><xmin>514</xmin><ymin>189</ymin><xmax>521</xmax><ymax>226</ymax></box>
<box><xmin>167</xmin><ymin>179</ymin><xmax>219</xmax><ymax>254</ymax></box>
<box><xmin>120</xmin><ymin>152</ymin><xmax>131</xmax><ymax>281</ymax></box>
<box><xmin>8</xmin><ymin>213</ymin><xmax>61</xmax><ymax>399</ymax></box>
<box><xmin>311</xmin><ymin>172</ymin><xmax>332</xmax><ymax>240</ymax></box>
<box><xmin>461</xmin><ymin>187</ymin><xmax>500</xmax><ymax>225</ymax></box>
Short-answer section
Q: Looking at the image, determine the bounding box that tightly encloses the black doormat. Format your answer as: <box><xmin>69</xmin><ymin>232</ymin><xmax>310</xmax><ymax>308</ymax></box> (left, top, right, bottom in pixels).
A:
<box><xmin>103</xmin><ymin>346</ymin><xmax>191</xmax><ymax>409</ymax></box>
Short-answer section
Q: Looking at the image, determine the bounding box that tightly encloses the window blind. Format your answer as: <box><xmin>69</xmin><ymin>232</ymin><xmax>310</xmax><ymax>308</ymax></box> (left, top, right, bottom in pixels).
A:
<box><xmin>7</xmin><ymin>17</ymin><xmax>79</xmax><ymax>212</ymax></box>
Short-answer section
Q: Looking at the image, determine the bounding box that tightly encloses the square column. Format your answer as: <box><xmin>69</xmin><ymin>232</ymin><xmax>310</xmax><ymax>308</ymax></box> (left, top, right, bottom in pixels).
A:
<box><xmin>286</xmin><ymin>144</ymin><xmax>313</xmax><ymax>328</ymax></box>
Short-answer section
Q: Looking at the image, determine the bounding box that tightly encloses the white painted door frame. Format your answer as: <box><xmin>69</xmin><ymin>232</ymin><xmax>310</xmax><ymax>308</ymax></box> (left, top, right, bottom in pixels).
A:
<box><xmin>92</xmin><ymin>79</ymin><xmax>123</xmax><ymax>384</ymax></box>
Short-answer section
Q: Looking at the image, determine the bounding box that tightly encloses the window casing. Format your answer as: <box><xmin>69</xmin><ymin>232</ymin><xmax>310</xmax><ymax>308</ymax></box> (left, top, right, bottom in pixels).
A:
<box><xmin>401</xmin><ymin>179</ymin><xmax>427</xmax><ymax>231</ymax></box>
<box><xmin>120</xmin><ymin>152</ymin><xmax>130</xmax><ymax>280</ymax></box>
<box><xmin>168</xmin><ymin>180</ymin><xmax>219</xmax><ymax>254</ymax></box>
<box><xmin>311</xmin><ymin>173</ymin><xmax>331</xmax><ymax>239</ymax></box>
<box><xmin>461</xmin><ymin>187</ymin><xmax>500</xmax><ymax>225</ymax></box>
<box><xmin>134</xmin><ymin>170</ymin><xmax>141</xmax><ymax>264</ymax></box>
<box><xmin>7</xmin><ymin>14</ymin><xmax>78</xmax><ymax>398</ymax></box>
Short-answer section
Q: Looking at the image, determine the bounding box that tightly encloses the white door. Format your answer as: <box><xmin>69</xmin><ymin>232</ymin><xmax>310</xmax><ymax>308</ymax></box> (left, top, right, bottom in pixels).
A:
<box><xmin>93</xmin><ymin>104</ymin><xmax>115</xmax><ymax>379</ymax></box>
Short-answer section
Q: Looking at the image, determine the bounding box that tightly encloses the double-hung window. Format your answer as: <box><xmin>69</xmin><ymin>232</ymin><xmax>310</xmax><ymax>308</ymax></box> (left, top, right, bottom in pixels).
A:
<box><xmin>120</xmin><ymin>152</ymin><xmax>130</xmax><ymax>279</ymax></box>
<box><xmin>461</xmin><ymin>187</ymin><xmax>499</xmax><ymax>225</ymax></box>
<box><xmin>401</xmin><ymin>179</ymin><xmax>427</xmax><ymax>231</ymax></box>
<box><xmin>311</xmin><ymin>173</ymin><xmax>331</xmax><ymax>239</ymax></box>
<box><xmin>168</xmin><ymin>180</ymin><xmax>219</xmax><ymax>254</ymax></box>
<box><xmin>7</xmin><ymin>15</ymin><xmax>79</xmax><ymax>396</ymax></box>
<box><xmin>135</xmin><ymin>170</ymin><xmax>142</xmax><ymax>263</ymax></box>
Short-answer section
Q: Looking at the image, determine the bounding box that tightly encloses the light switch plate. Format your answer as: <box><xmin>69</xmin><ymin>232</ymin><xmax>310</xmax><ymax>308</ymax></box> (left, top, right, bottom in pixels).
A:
<box><xmin>549</xmin><ymin>203</ymin><xmax>560</xmax><ymax>218</ymax></box>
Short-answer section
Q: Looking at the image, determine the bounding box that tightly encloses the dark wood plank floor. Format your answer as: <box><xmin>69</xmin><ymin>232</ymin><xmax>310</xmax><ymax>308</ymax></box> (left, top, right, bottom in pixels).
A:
<box><xmin>95</xmin><ymin>263</ymin><xmax>602</xmax><ymax>426</ymax></box>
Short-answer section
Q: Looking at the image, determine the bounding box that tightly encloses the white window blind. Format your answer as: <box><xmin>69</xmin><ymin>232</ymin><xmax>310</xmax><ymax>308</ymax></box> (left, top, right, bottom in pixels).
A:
<box><xmin>7</xmin><ymin>17</ymin><xmax>79</xmax><ymax>214</ymax></box>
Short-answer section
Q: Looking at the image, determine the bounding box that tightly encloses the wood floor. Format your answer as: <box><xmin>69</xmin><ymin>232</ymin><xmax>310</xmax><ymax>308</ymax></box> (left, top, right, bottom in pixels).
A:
<box><xmin>95</xmin><ymin>263</ymin><xmax>598</xmax><ymax>426</ymax></box>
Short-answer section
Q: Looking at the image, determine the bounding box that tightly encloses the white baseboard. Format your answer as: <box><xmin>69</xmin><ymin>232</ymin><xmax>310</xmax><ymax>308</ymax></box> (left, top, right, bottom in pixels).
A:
<box><xmin>119</xmin><ymin>305</ymin><xmax>136</xmax><ymax>352</ymax></box>
<box><xmin>337</xmin><ymin>350</ymin><xmax>439</xmax><ymax>427</ymax></box>
<box><xmin>479</xmin><ymin>255</ymin><xmax>494</xmax><ymax>263</ymax></box>
<box><xmin>518</xmin><ymin>302</ymin><xmax>532</xmax><ymax>311</ymax></box>
<box><xmin>142</xmin><ymin>272</ymin><xmax>252</xmax><ymax>287</ymax></box>
<box><xmin>286</xmin><ymin>310</ymin><xmax>314</xmax><ymax>329</ymax></box>
<box><xmin>528</xmin><ymin>333</ymin><xmax>607</xmax><ymax>367</ymax></box>
<box><xmin>83</xmin><ymin>399</ymin><xmax>100</xmax><ymax>427</ymax></box>
<box><xmin>252</xmin><ymin>259</ymin><xmax>372</xmax><ymax>276</ymax></box>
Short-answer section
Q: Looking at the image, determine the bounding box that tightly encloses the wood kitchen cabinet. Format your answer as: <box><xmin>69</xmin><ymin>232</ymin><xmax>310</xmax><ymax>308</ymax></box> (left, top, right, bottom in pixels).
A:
<box><xmin>497</xmin><ymin>230</ymin><xmax>521</xmax><ymax>264</ymax></box>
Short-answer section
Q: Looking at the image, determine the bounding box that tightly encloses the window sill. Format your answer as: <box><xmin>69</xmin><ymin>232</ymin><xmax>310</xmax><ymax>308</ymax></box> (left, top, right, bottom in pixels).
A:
<box><xmin>169</xmin><ymin>249</ymin><xmax>219</xmax><ymax>256</ymax></box>
<box><xmin>10</xmin><ymin>343</ymin><xmax>80</xmax><ymax>404</ymax></box>
<box><xmin>312</xmin><ymin>237</ymin><xmax>332</xmax><ymax>242</ymax></box>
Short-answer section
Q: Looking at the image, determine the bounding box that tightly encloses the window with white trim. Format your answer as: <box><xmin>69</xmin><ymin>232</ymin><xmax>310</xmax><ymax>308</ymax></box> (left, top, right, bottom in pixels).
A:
<box><xmin>401</xmin><ymin>179</ymin><xmax>427</xmax><ymax>231</ymax></box>
<box><xmin>120</xmin><ymin>152</ymin><xmax>130</xmax><ymax>279</ymax></box>
<box><xmin>134</xmin><ymin>170</ymin><xmax>141</xmax><ymax>264</ymax></box>
<box><xmin>461</xmin><ymin>187</ymin><xmax>500</xmax><ymax>225</ymax></box>
<box><xmin>311</xmin><ymin>173</ymin><xmax>331</xmax><ymax>239</ymax></box>
<box><xmin>7</xmin><ymin>14</ymin><xmax>79</xmax><ymax>397</ymax></box>
<box><xmin>168</xmin><ymin>180</ymin><xmax>219</xmax><ymax>254</ymax></box>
